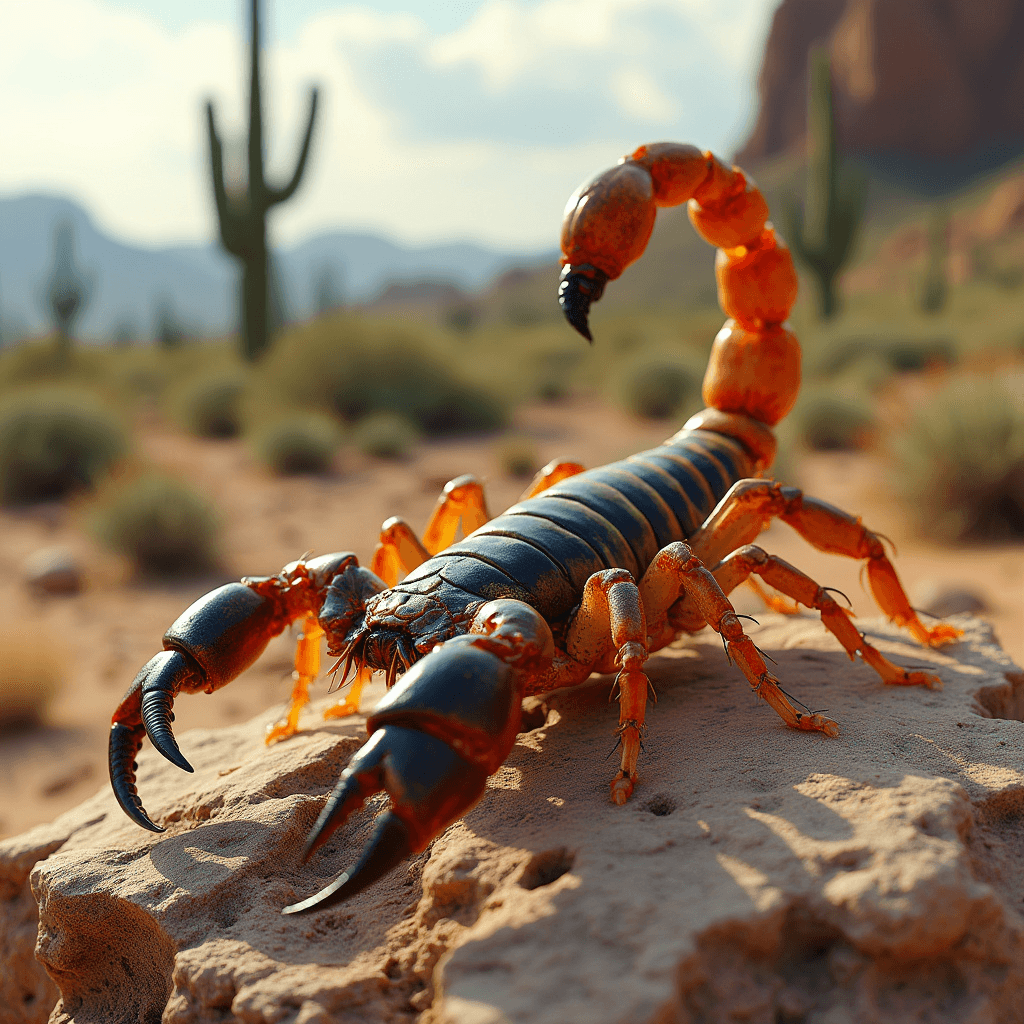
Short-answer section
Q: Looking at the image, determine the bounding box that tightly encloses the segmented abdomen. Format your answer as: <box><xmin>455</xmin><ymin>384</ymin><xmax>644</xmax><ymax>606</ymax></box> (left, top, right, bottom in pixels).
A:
<box><xmin>403</xmin><ymin>428</ymin><xmax>753</xmax><ymax>621</ymax></box>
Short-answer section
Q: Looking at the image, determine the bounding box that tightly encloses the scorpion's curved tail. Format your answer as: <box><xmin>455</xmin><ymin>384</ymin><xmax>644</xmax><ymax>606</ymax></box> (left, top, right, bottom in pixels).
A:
<box><xmin>559</xmin><ymin>143</ymin><xmax>801</xmax><ymax>471</ymax></box>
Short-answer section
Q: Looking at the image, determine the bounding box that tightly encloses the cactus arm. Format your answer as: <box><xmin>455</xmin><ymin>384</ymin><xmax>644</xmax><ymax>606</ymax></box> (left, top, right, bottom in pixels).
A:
<box><xmin>266</xmin><ymin>88</ymin><xmax>319</xmax><ymax>207</ymax></box>
<box><xmin>206</xmin><ymin>101</ymin><xmax>248</xmax><ymax>258</ymax></box>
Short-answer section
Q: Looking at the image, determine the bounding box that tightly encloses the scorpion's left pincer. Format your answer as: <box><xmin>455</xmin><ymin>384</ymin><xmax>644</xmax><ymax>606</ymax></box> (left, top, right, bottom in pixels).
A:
<box><xmin>283</xmin><ymin>609</ymin><xmax>551</xmax><ymax>914</ymax></box>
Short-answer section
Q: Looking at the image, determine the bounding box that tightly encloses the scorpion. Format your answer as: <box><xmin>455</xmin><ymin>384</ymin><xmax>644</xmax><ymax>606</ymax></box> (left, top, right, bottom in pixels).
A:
<box><xmin>110</xmin><ymin>142</ymin><xmax>960</xmax><ymax>914</ymax></box>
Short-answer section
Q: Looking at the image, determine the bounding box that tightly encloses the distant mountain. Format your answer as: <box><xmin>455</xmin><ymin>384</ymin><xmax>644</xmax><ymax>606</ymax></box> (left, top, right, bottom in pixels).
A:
<box><xmin>0</xmin><ymin>193</ymin><xmax>553</xmax><ymax>341</ymax></box>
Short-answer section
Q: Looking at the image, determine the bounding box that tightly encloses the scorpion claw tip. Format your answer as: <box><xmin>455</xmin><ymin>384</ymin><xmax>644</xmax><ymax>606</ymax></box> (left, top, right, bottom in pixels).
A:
<box><xmin>282</xmin><ymin>811</ymin><xmax>413</xmax><ymax>915</ymax></box>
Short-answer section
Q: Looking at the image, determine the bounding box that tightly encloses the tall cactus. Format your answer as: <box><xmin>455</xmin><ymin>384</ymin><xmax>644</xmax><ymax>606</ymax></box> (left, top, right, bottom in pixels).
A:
<box><xmin>45</xmin><ymin>220</ymin><xmax>91</xmax><ymax>357</ymax></box>
<box><xmin>206</xmin><ymin>0</ymin><xmax>319</xmax><ymax>361</ymax></box>
<box><xmin>786</xmin><ymin>47</ymin><xmax>866</xmax><ymax>320</ymax></box>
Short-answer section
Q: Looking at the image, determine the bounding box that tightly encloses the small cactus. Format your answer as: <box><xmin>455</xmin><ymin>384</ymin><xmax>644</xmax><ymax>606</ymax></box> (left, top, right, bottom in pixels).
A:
<box><xmin>206</xmin><ymin>0</ymin><xmax>319</xmax><ymax>361</ymax></box>
<box><xmin>919</xmin><ymin>205</ymin><xmax>950</xmax><ymax>314</ymax></box>
<box><xmin>785</xmin><ymin>48</ymin><xmax>866</xmax><ymax>320</ymax></box>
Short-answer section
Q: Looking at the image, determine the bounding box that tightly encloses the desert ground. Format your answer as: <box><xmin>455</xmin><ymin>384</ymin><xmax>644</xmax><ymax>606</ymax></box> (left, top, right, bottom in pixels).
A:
<box><xmin>0</xmin><ymin>395</ymin><xmax>1021</xmax><ymax>841</ymax></box>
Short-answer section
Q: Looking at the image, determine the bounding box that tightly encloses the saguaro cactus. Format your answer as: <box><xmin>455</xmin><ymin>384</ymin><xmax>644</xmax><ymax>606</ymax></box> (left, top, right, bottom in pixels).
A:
<box><xmin>786</xmin><ymin>48</ymin><xmax>866</xmax><ymax>320</ymax></box>
<box><xmin>45</xmin><ymin>220</ymin><xmax>91</xmax><ymax>356</ymax></box>
<box><xmin>206</xmin><ymin>0</ymin><xmax>319</xmax><ymax>361</ymax></box>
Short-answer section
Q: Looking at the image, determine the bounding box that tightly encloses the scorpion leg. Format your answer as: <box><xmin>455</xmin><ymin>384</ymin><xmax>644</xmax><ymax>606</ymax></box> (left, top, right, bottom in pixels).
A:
<box><xmin>640</xmin><ymin>542</ymin><xmax>839</xmax><ymax>737</ymax></box>
<box><xmin>369</xmin><ymin>517</ymin><xmax>430</xmax><ymax>587</ymax></box>
<box><xmin>369</xmin><ymin>475</ymin><xmax>491</xmax><ymax>588</ymax></box>
<box><xmin>688</xmin><ymin>479</ymin><xmax>960</xmax><ymax>648</ymax></box>
<box><xmin>712</xmin><ymin>546</ymin><xmax>943</xmax><ymax>689</ymax></box>
<box><xmin>283</xmin><ymin>599</ymin><xmax>554</xmax><ymax>913</ymax></box>
<box><xmin>265</xmin><ymin>613</ymin><xmax>324</xmax><ymax>743</ymax></box>
<box><xmin>565</xmin><ymin>568</ymin><xmax>651</xmax><ymax>804</ymax></box>
<box><xmin>421</xmin><ymin>474</ymin><xmax>491</xmax><ymax>553</ymax></box>
<box><xmin>519</xmin><ymin>459</ymin><xmax>586</xmax><ymax>500</ymax></box>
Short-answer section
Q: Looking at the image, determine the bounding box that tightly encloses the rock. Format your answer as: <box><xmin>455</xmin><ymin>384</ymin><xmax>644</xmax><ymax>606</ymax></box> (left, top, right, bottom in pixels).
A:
<box><xmin>914</xmin><ymin>582</ymin><xmax>991</xmax><ymax>619</ymax></box>
<box><xmin>3</xmin><ymin>616</ymin><xmax>1024</xmax><ymax>1023</ymax></box>
<box><xmin>738</xmin><ymin>0</ymin><xmax>1024</xmax><ymax>163</ymax></box>
<box><xmin>22</xmin><ymin>548</ymin><xmax>82</xmax><ymax>597</ymax></box>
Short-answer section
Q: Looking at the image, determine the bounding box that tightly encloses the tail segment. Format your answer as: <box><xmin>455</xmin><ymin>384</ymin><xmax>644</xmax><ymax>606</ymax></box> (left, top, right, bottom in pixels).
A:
<box><xmin>559</xmin><ymin>143</ymin><xmax>803</xmax><ymax>468</ymax></box>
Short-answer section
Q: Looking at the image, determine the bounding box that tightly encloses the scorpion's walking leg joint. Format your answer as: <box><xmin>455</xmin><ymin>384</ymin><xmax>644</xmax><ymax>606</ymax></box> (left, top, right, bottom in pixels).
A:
<box><xmin>370</xmin><ymin>517</ymin><xmax>430</xmax><ymax>587</ymax></box>
<box><xmin>641</xmin><ymin>542</ymin><xmax>839</xmax><ymax>738</ymax></box>
<box><xmin>284</xmin><ymin>600</ymin><xmax>554</xmax><ymax>914</ymax></box>
<box><xmin>777</xmin><ymin>490</ymin><xmax>961</xmax><ymax>648</ymax></box>
<box><xmin>421</xmin><ymin>475</ymin><xmax>492</xmax><ymax>554</ymax></box>
<box><xmin>566</xmin><ymin>569</ymin><xmax>651</xmax><ymax>805</ymax></box>
<box><xmin>519</xmin><ymin>459</ymin><xmax>586</xmax><ymax>500</ymax></box>
<box><xmin>713</xmin><ymin>546</ymin><xmax>944</xmax><ymax>691</ymax></box>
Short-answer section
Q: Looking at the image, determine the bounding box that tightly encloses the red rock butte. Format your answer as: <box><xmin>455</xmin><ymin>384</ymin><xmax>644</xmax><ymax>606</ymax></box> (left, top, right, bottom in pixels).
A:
<box><xmin>738</xmin><ymin>0</ymin><xmax>1024</xmax><ymax>162</ymax></box>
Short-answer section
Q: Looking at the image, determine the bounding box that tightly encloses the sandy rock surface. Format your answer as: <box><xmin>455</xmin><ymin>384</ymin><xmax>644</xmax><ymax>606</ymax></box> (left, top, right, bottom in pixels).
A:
<box><xmin>2</xmin><ymin>614</ymin><xmax>1024</xmax><ymax>1024</ymax></box>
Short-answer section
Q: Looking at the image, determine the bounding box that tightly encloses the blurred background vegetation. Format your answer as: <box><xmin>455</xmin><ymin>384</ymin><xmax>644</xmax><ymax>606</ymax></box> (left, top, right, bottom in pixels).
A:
<box><xmin>1</xmin><ymin>0</ymin><xmax>1023</xmax><ymax>600</ymax></box>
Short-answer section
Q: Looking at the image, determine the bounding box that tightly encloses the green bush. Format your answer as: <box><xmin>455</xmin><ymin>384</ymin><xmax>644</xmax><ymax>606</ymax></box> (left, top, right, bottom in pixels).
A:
<box><xmin>0</xmin><ymin>388</ymin><xmax>128</xmax><ymax>503</ymax></box>
<box><xmin>352</xmin><ymin>412</ymin><xmax>421</xmax><ymax>460</ymax></box>
<box><xmin>890</xmin><ymin>379</ymin><xmax>1024</xmax><ymax>541</ymax></box>
<box><xmin>791</xmin><ymin>388</ymin><xmax>875</xmax><ymax>451</ymax></box>
<box><xmin>260</xmin><ymin>320</ymin><xmax>506</xmax><ymax>437</ymax></box>
<box><xmin>618</xmin><ymin>355</ymin><xmax>702</xmax><ymax>420</ymax></box>
<box><xmin>253</xmin><ymin>413</ymin><xmax>342</xmax><ymax>475</ymax></box>
<box><xmin>90</xmin><ymin>472</ymin><xmax>221</xmax><ymax>576</ymax></box>
<box><xmin>176</xmin><ymin>369</ymin><xmax>247</xmax><ymax>438</ymax></box>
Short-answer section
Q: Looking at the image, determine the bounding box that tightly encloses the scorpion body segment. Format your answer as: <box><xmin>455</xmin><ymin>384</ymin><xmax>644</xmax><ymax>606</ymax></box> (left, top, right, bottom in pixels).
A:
<box><xmin>111</xmin><ymin>142</ymin><xmax>961</xmax><ymax>912</ymax></box>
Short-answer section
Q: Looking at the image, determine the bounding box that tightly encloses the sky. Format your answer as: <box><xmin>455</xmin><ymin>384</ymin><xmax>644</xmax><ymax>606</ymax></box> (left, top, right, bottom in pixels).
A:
<box><xmin>0</xmin><ymin>0</ymin><xmax>778</xmax><ymax>252</ymax></box>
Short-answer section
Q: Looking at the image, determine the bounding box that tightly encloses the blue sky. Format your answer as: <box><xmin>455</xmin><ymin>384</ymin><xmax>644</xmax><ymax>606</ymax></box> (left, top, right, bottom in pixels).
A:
<box><xmin>0</xmin><ymin>0</ymin><xmax>777</xmax><ymax>250</ymax></box>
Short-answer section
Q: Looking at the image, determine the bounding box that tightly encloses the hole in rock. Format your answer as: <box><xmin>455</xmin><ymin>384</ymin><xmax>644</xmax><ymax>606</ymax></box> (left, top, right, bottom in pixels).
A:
<box><xmin>974</xmin><ymin>672</ymin><xmax>1024</xmax><ymax>721</ymax></box>
<box><xmin>645</xmin><ymin>793</ymin><xmax>677</xmax><ymax>816</ymax></box>
<box><xmin>519</xmin><ymin>847</ymin><xmax>575</xmax><ymax>890</ymax></box>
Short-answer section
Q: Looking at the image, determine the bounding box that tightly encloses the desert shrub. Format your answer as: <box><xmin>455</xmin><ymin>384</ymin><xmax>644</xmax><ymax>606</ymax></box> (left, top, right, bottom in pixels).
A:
<box><xmin>791</xmin><ymin>388</ymin><xmax>875</xmax><ymax>451</ymax></box>
<box><xmin>175</xmin><ymin>369</ymin><xmax>247</xmax><ymax>438</ymax></box>
<box><xmin>90</xmin><ymin>472</ymin><xmax>221</xmax><ymax>576</ymax></box>
<box><xmin>261</xmin><ymin>320</ymin><xmax>506</xmax><ymax>436</ymax></box>
<box><xmin>326</xmin><ymin>345</ymin><xmax>504</xmax><ymax>435</ymax></box>
<box><xmin>618</xmin><ymin>354</ymin><xmax>702</xmax><ymax>420</ymax></box>
<box><xmin>889</xmin><ymin>379</ymin><xmax>1024</xmax><ymax>541</ymax></box>
<box><xmin>0</xmin><ymin>338</ymin><xmax>108</xmax><ymax>394</ymax></box>
<box><xmin>0</xmin><ymin>388</ymin><xmax>128</xmax><ymax>503</ymax></box>
<box><xmin>0</xmin><ymin>631</ymin><xmax>63</xmax><ymax>730</ymax></box>
<box><xmin>496</xmin><ymin>436</ymin><xmax>540</xmax><ymax>478</ymax></box>
<box><xmin>818</xmin><ymin>336</ymin><xmax>956</xmax><ymax>376</ymax></box>
<box><xmin>352</xmin><ymin>412</ymin><xmax>421</xmax><ymax>460</ymax></box>
<box><xmin>253</xmin><ymin>413</ymin><xmax>342</xmax><ymax>475</ymax></box>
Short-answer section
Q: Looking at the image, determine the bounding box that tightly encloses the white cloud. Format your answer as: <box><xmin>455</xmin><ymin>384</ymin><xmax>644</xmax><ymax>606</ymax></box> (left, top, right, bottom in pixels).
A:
<box><xmin>0</xmin><ymin>0</ymin><xmax>775</xmax><ymax>249</ymax></box>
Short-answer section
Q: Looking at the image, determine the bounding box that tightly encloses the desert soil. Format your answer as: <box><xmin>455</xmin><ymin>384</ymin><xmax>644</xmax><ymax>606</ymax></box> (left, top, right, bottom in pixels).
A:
<box><xmin>0</xmin><ymin>396</ymin><xmax>1021</xmax><ymax>841</ymax></box>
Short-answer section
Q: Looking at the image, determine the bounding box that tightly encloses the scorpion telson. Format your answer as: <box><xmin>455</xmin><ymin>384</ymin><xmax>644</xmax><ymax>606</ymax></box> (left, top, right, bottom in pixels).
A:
<box><xmin>110</xmin><ymin>142</ymin><xmax>961</xmax><ymax>914</ymax></box>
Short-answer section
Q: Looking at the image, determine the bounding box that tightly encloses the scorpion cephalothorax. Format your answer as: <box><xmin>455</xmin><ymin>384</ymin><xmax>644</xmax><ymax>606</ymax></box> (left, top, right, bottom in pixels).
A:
<box><xmin>111</xmin><ymin>142</ymin><xmax>961</xmax><ymax>914</ymax></box>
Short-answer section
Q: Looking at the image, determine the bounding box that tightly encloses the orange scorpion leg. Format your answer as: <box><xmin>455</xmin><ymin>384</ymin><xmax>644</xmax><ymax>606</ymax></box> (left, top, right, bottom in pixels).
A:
<box><xmin>712</xmin><ymin>546</ymin><xmax>943</xmax><ymax>689</ymax></box>
<box><xmin>266</xmin><ymin>613</ymin><xmax>325</xmax><ymax>743</ymax></box>
<box><xmin>519</xmin><ymin>458</ymin><xmax>585</xmax><ymax>500</ymax></box>
<box><xmin>565</xmin><ymin>568</ymin><xmax>652</xmax><ymax>805</ymax></box>
<box><xmin>777</xmin><ymin>493</ymin><xmax>961</xmax><ymax>648</ymax></box>
<box><xmin>688</xmin><ymin>479</ymin><xmax>961</xmax><ymax>648</ymax></box>
<box><xmin>421</xmin><ymin>474</ymin><xmax>491</xmax><ymax>554</ymax></box>
<box><xmin>369</xmin><ymin>517</ymin><xmax>430</xmax><ymax>588</ymax></box>
<box><xmin>369</xmin><ymin>474</ymin><xmax>491</xmax><ymax>588</ymax></box>
<box><xmin>640</xmin><ymin>542</ymin><xmax>839</xmax><ymax>737</ymax></box>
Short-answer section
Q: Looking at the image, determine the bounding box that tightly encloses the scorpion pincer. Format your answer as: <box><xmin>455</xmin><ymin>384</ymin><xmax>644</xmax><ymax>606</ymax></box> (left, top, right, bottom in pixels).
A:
<box><xmin>110</xmin><ymin>142</ymin><xmax>961</xmax><ymax>914</ymax></box>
